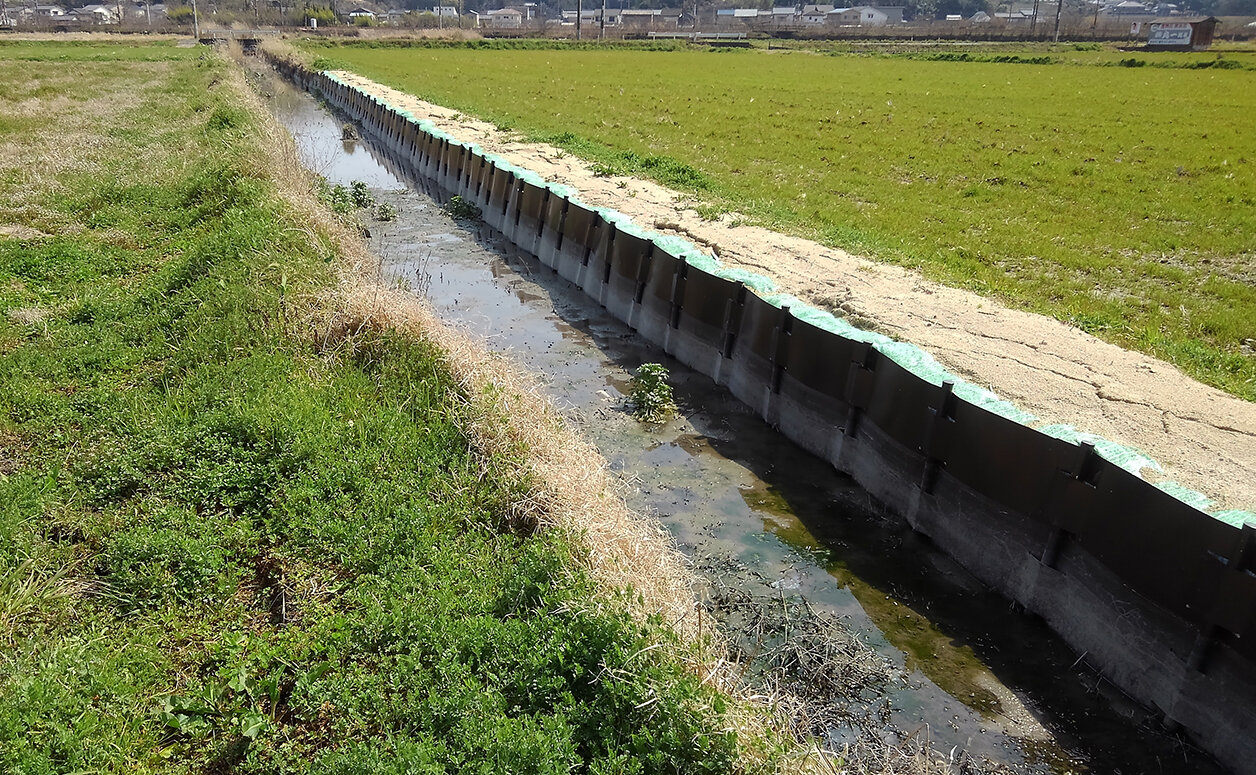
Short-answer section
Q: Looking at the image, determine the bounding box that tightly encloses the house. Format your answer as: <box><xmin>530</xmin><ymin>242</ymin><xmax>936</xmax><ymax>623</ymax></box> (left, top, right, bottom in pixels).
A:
<box><xmin>971</xmin><ymin>10</ymin><xmax>991</xmax><ymax>21</ymax></box>
<box><xmin>877</xmin><ymin>6</ymin><xmax>904</xmax><ymax>22</ymax></box>
<box><xmin>714</xmin><ymin>7</ymin><xmax>759</xmax><ymax>23</ymax></box>
<box><xmin>621</xmin><ymin>8</ymin><xmax>681</xmax><ymax>28</ymax></box>
<box><xmin>828</xmin><ymin>5</ymin><xmax>889</xmax><ymax>25</ymax></box>
<box><xmin>121</xmin><ymin>2</ymin><xmax>164</xmax><ymax>21</ymax></box>
<box><xmin>564</xmin><ymin>8</ymin><xmax>622</xmax><ymax>24</ymax></box>
<box><xmin>347</xmin><ymin>6</ymin><xmax>376</xmax><ymax>20</ymax></box>
<box><xmin>994</xmin><ymin>8</ymin><xmax>1036</xmax><ymax>22</ymax></box>
<box><xmin>759</xmin><ymin>6</ymin><xmax>799</xmax><ymax>26</ymax></box>
<box><xmin>32</xmin><ymin>5</ymin><xmax>69</xmax><ymax>17</ymax></box>
<box><xmin>79</xmin><ymin>4</ymin><xmax>120</xmax><ymax>23</ymax></box>
<box><xmin>800</xmin><ymin>4</ymin><xmax>834</xmax><ymax>23</ymax></box>
<box><xmin>485</xmin><ymin>7</ymin><xmax>522</xmax><ymax>27</ymax></box>
<box><xmin>431</xmin><ymin>5</ymin><xmax>458</xmax><ymax>17</ymax></box>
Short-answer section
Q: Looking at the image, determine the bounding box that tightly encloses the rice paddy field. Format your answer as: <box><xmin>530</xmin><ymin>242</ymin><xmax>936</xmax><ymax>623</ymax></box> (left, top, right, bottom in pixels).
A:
<box><xmin>303</xmin><ymin>41</ymin><xmax>1256</xmax><ymax>401</ymax></box>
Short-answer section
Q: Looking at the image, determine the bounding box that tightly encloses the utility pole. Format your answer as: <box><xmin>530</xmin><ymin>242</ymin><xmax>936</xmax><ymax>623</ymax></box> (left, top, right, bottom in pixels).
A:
<box><xmin>576</xmin><ymin>0</ymin><xmax>581</xmax><ymax>38</ymax></box>
<box><xmin>1052</xmin><ymin>0</ymin><xmax>1061</xmax><ymax>41</ymax></box>
<box><xmin>192</xmin><ymin>0</ymin><xmax>199</xmax><ymax>38</ymax></box>
<box><xmin>599</xmin><ymin>0</ymin><xmax>604</xmax><ymax>38</ymax></box>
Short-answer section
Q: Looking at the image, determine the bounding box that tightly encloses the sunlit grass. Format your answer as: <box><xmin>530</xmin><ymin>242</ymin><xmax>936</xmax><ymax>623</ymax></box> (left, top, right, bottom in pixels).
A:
<box><xmin>0</xmin><ymin>42</ymin><xmax>743</xmax><ymax>774</ymax></box>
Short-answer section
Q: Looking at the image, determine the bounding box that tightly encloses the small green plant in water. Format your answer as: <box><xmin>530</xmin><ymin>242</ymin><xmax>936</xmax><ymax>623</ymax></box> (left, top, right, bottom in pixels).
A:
<box><xmin>440</xmin><ymin>195</ymin><xmax>482</xmax><ymax>221</ymax></box>
<box><xmin>350</xmin><ymin>180</ymin><xmax>374</xmax><ymax>208</ymax></box>
<box><xmin>315</xmin><ymin>177</ymin><xmax>355</xmax><ymax>215</ymax></box>
<box><xmin>630</xmin><ymin>363</ymin><xmax>677</xmax><ymax>423</ymax></box>
<box><xmin>316</xmin><ymin>178</ymin><xmax>379</xmax><ymax>218</ymax></box>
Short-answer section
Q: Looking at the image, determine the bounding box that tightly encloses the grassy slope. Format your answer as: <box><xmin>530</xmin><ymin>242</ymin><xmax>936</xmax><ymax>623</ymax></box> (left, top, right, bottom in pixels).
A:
<box><xmin>305</xmin><ymin>43</ymin><xmax>1256</xmax><ymax>401</ymax></box>
<box><xmin>0</xmin><ymin>41</ymin><xmax>741</xmax><ymax>774</ymax></box>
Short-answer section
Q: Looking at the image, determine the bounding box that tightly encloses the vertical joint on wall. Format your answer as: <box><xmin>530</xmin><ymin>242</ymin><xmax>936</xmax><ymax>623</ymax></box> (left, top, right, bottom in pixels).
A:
<box><xmin>583</xmin><ymin>215</ymin><xmax>603</xmax><ymax>267</ymax></box>
<box><xmin>669</xmin><ymin>263</ymin><xmax>688</xmax><ymax>330</ymax></box>
<box><xmin>502</xmin><ymin>174</ymin><xmax>514</xmax><ymax>215</ymax></box>
<box><xmin>721</xmin><ymin>285</ymin><xmax>748</xmax><ymax>360</ymax></box>
<box><xmin>843</xmin><ymin>343</ymin><xmax>877</xmax><ymax>439</ymax></box>
<box><xmin>602</xmin><ymin>224</ymin><xmax>617</xmax><ymax>287</ymax></box>
<box><xmin>634</xmin><ymin>245</ymin><xmax>654</xmax><ymax>305</ymax></box>
<box><xmin>770</xmin><ymin>307</ymin><xmax>793</xmax><ymax>395</ymax></box>
<box><xmin>482</xmin><ymin>164</ymin><xmax>496</xmax><ymax>204</ymax></box>
<box><xmin>474</xmin><ymin>157</ymin><xmax>486</xmax><ymax>198</ymax></box>
<box><xmin>537</xmin><ymin>190</ymin><xmax>551</xmax><ymax>237</ymax></box>
<box><xmin>1039</xmin><ymin>441</ymin><xmax>1098</xmax><ymax>568</ymax></box>
<box><xmin>512</xmin><ymin>180</ymin><xmax>525</xmax><ymax>225</ymax></box>
<box><xmin>555</xmin><ymin>199</ymin><xmax>570</xmax><ymax>252</ymax></box>
<box><xmin>1186</xmin><ymin>523</ymin><xmax>1256</xmax><ymax>676</ymax></box>
<box><xmin>919</xmin><ymin>379</ymin><xmax>957</xmax><ymax>495</ymax></box>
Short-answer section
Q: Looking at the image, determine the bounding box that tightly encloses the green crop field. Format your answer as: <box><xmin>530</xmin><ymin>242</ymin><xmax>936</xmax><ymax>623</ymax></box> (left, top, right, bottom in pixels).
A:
<box><xmin>304</xmin><ymin>42</ymin><xmax>1256</xmax><ymax>401</ymax></box>
<box><xmin>0</xmin><ymin>40</ymin><xmax>747</xmax><ymax>773</ymax></box>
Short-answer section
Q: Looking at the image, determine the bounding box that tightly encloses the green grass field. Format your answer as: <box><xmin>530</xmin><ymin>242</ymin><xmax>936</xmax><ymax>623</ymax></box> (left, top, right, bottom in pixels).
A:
<box><xmin>0</xmin><ymin>40</ymin><xmax>746</xmax><ymax>773</ymax></box>
<box><xmin>303</xmin><ymin>42</ymin><xmax>1256</xmax><ymax>401</ymax></box>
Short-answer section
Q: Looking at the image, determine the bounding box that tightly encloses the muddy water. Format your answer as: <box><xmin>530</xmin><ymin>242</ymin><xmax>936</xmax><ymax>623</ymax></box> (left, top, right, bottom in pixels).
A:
<box><xmin>263</xmin><ymin>70</ymin><xmax>1225</xmax><ymax>775</ymax></box>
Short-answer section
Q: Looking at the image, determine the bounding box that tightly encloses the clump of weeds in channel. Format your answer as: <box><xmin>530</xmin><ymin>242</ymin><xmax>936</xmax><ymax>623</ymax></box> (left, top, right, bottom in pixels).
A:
<box><xmin>350</xmin><ymin>180</ymin><xmax>374</xmax><ymax>208</ymax></box>
<box><xmin>629</xmin><ymin>363</ymin><xmax>677</xmax><ymax>423</ymax></box>
<box><xmin>440</xmin><ymin>195</ymin><xmax>482</xmax><ymax>221</ymax></box>
<box><xmin>315</xmin><ymin>177</ymin><xmax>376</xmax><ymax>215</ymax></box>
<box><xmin>315</xmin><ymin>179</ymin><xmax>381</xmax><ymax>236</ymax></box>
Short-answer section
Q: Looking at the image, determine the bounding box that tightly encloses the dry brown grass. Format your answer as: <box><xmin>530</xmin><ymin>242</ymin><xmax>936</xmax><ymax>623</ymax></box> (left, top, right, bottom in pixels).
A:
<box><xmin>0</xmin><ymin>59</ymin><xmax>174</xmax><ymax>240</ymax></box>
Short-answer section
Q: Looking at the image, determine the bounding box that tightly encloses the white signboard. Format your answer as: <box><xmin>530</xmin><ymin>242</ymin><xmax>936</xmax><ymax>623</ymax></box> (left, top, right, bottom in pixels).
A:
<box><xmin>1149</xmin><ymin>21</ymin><xmax>1192</xmax><ymax>46</ymax></box>
<box><xmin>1130</xmin><ymin>21</ymin><xmax>1141</xmax><ymax>34</ymax></box>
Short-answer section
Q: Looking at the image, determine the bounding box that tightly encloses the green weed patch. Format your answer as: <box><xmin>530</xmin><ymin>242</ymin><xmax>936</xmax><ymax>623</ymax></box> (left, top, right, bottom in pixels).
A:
<box><xmin>0</xmin><ymin>43</ymin><xmax>743</xmax><ymax>774</ymax></box>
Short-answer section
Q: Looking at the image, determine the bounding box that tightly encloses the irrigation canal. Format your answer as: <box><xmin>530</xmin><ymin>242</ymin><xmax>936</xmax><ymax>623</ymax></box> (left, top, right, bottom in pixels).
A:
<box><xmin>260</xmin><ymin>65</ymin><xmax>1227</xmax><ymax>775</ymax></box>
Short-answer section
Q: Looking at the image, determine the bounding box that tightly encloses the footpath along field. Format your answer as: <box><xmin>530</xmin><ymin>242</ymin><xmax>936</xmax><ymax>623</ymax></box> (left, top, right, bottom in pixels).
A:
<box><xmin>0</xmin><ymin>40</ymin><xmax>762</xmax><ymax>773</ymax></box>
<box><xmin>304</xmin><ymin>42</ymin><xmax>1256</xmax><ymax>402</ymax></box>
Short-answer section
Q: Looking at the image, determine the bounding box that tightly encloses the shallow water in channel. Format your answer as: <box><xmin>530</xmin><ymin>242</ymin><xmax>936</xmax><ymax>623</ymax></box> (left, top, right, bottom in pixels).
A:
<box><xmin>261</xmin><ymin>67</ymin><xmax>1225</xmax><ymax>775</ymax></box>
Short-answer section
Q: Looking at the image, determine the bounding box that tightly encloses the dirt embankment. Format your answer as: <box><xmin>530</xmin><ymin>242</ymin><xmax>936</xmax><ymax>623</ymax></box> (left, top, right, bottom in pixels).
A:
<box><xmin>330</xmin><ymin>70</ymin><xmax>1256</xmax><ymax>514</ymax></box>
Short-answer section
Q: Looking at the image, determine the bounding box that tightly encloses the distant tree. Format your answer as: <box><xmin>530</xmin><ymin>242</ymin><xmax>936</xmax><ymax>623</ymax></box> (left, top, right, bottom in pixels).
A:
<box><xmin>904</xmin><ymin>0</ymin><xmax>938</xmax><ymax>19</ymax></box>
<box><xmin>934</xmin><ymin>0</ymin><xmax>989</xmax><ymax>16</ymax></box>
<box><xmin>304</xmin><ymin>4</ymin><xmax>337</xmax><ymax>22</ymax></box>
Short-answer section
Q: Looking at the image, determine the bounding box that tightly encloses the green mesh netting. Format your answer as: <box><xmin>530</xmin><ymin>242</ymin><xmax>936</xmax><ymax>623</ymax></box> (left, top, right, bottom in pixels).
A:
<box><xmin>1035</xmin><ymin>424</ymin><xmax>1162</xmax><ymax>476</ymax></box>
<box><xmin>1213</xmin><ymin>509</ymin><xmax>1256</xmax><ymax>528</ymax></box>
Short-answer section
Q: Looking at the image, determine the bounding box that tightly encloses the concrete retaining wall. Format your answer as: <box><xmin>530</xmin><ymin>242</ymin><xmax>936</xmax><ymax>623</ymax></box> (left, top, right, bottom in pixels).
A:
<box><xmin>269</xmin><ymin>54</ymin><xmax>1256</xmax><ymax>773</ymax></box>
